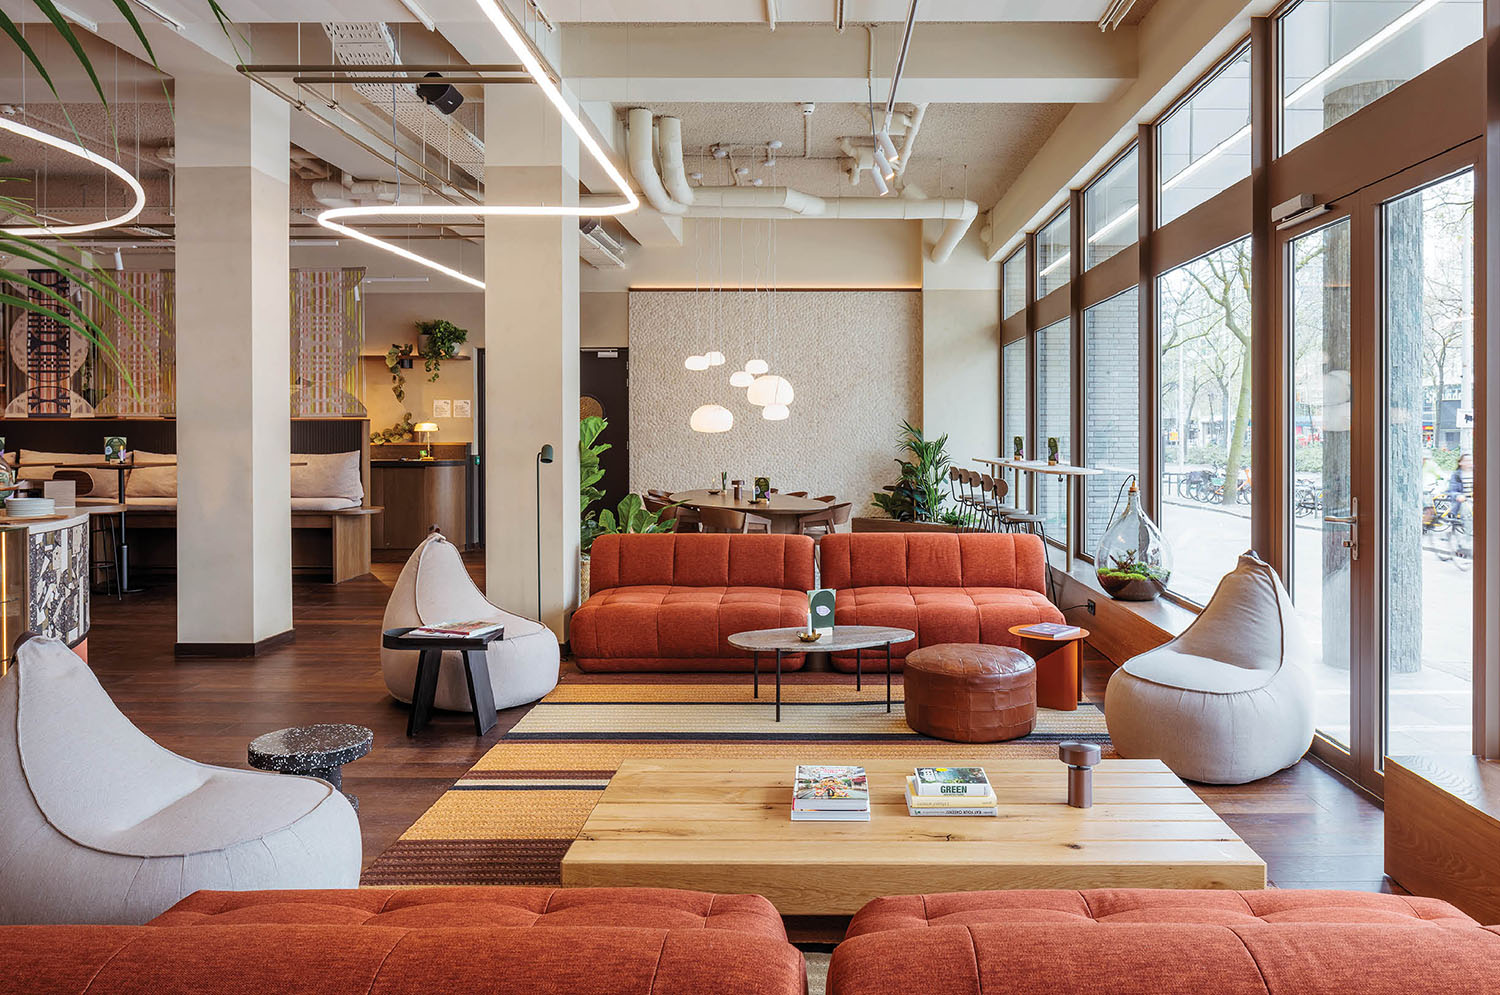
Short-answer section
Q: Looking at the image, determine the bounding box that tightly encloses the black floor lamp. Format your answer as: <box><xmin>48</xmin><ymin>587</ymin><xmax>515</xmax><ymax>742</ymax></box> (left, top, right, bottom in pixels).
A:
<box><xmin>536</xmin><ymin>444</ymin><xmax>554</xmax><ymax>620</ymax></box>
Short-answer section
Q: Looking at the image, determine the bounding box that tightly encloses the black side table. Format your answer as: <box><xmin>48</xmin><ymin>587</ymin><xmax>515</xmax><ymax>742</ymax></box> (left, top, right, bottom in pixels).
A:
<box><xmin>382</xmin><ymin>626</ymin><xmax>504</xmax><ymax>737</ymax></box>
<box><xmin>248</xmin><ymin>723</ymin><xmax>373</xmax><ymax>811</ymax></box>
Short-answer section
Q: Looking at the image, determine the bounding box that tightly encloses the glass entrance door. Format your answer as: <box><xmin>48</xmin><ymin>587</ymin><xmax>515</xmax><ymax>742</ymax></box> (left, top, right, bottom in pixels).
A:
<box><xmin>1380</xmin><ymin>168</ymin><xmax>1476</xmax><ymax>763</ymax></box>
<box><xmin>1288</xmin><ymin>218</ymin><xmax>1355</xmax><ymax>753</ymax></box>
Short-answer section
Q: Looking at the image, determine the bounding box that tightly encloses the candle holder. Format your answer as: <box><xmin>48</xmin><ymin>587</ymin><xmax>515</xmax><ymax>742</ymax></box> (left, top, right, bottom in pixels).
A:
<box><xmin>1059</xmin><ymin>741</ymin><xmax>1101</xmax><ymax>808</ymax></box>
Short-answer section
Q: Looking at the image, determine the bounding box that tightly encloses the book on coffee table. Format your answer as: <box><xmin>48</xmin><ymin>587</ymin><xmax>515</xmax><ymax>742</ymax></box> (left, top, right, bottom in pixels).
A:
<box><xmin>1014</xmin><ymin>621</ymin><xmax>1082</xmax><ymax>639</ymax></box>
<box><xmin>904</xmin><ymin>776</ymin><xmax>997</xmax><ymax>817</ymax></box>
<box><xmin>793</xmin><ymin>765</ymin><xmax>869</xmax><ymax>811</ymax></box>
<box><xmin>405</xmin><ymin>619</ymin><xmax>504</xmax><ymax>640</ymax></box>
<box><xmin>913</xmin><ymin>766</ymin><xmax>991</xmax><ymax>796</ymax></box>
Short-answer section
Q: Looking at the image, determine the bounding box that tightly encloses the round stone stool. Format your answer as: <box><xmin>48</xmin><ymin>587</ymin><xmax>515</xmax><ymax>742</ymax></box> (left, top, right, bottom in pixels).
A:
<box><xmin>903</xmin><ymin>644</ymin><xmax>1037</xmax><ymax>742</ymax></box>
<box><xmin>248</xmin><ymin>724</ymin><xmax>373</xmax><ymax>812</ymax></box>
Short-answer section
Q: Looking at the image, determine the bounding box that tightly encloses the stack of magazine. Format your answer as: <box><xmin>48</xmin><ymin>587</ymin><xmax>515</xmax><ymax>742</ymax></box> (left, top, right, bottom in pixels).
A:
<box><xmin>791</xmin><ymin>764</ymin><xmax>870</xmax><ymax>822</ymax></box>
<box><xmin>905</xmin><ymin>766</ymin><xmax>998</xmax><ymax>817</ymax></box>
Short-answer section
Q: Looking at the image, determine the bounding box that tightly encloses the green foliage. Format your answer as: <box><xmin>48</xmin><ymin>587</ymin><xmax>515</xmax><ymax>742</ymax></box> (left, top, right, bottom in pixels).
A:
<box><xmin>416</xmin><ymin>319</ymin><xmax>468</xmax><ymax>381</ymax></box>
<box><xmin>1293</xmin><ymin>443</ymin><xmax>1323</xmax><ymax>473</ymax></box>
<box><xmin>385</xmin><ymin>344</ymin><xmax>414</xmax><ymax>404</ymax></box>
<box><xmin>1431</xmin><ymin>448</ymin><xmax>1462</xmax><ymax>473</ymax></box>
<box><xmin>937</xmin><ymin>508</ymin><xmax>968</xmax><ymax>527</ymax></box>
<box><xmin>870</xmin><ymin>421</ymin><xmax>952</xmax><ymax>522</ymax></box>
<box><xmin>371</xmin><ymin>412</ymin><xmax>416</xmax><ymax>445</ymax></box>
<box><xmin>594</xmin><ymin>493</ymin><xmax>675</xmax><ymax>541</ymax></box>
<box><xmin>580</xmin><ymin>416</ymin><xmax>611</xmax><ymax>553</ymax></box>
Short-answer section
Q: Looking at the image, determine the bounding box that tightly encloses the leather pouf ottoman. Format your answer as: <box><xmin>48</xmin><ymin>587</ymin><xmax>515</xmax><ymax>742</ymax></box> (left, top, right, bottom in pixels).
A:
<box><xmin>904</xmin><ymin>643</ymin><xmax>1036</xmax><ymax>742</ymax></box>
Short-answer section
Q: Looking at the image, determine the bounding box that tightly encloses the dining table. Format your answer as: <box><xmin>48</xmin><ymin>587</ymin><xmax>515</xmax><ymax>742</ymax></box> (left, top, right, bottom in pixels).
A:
<box><xmin>668</xmin><ymin>489</ymin><xmax>830</xmax><ymax>534</ymax></box>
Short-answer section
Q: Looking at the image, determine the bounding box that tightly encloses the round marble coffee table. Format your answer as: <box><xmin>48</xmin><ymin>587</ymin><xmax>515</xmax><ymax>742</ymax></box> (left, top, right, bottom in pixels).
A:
<box><xmin>728</xmin><ymin>625</ymin><xmax>915</xmax><ymax>722</ymax></box>
<box><xmin>248</xmin><ymin>723</ymin><xmax>373</xmax><ymax>812</ymax></box>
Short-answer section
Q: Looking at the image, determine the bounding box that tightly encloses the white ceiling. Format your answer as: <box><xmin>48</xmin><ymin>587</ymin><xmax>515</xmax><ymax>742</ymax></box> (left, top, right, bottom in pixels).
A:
<box><xmin>541</xmin><ymin>0</ymin><xmax>1124</xmax><ymax>23</ymax></box>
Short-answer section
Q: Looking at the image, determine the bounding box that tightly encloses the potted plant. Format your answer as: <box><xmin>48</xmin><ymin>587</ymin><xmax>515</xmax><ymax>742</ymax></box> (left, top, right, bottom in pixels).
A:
<box><xmin>1047</xmin><ymin>436</ymin><xmax>1060</xmax><ymax>465</ymax></box>
<box><xmin>580</xmin><ymin>415</ymin><xmax>610</xmax><ymax>599</ymax></box>
<box><xmin>416</xmin><ymin>319</ymin><xmax>468</xmax><ymax>382</ymax></box>
<box><xmin>1013</xmin><ymin>435</ymin><xmax>1024</xmax><ymax>459</ymax></box>
<box><xmin>385</xmin><ymin>344</ymin><xmax>414</xmax><ymax>404</ymax></box>
<box><xmin>870</xmin><ymin>421</ymin><xmax>953</xmax><ymax>523</ymax></box>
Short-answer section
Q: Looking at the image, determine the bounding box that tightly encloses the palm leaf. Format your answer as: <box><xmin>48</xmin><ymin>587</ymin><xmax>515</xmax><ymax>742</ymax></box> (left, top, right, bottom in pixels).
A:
<box><xmin>31</xmin><ymin>1</ymin><xmax>110</xmax><ymax>110</ymax></box>
<box><xmin>107</xmin><ymin>0</ymin><xmax>156</xmax><ymax>66</ymax></box>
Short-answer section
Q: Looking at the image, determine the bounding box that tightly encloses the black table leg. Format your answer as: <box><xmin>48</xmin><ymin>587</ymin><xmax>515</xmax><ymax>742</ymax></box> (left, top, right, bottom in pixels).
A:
<box><xmin>407</xmin><ymin>648</ymin><xmax>442</xmax><ymax>737</ymax></box>
<box><xmin>463</xmin><ymin>649</ymin><xmax>498</xmax><ymax>736</ymax></box>
<box><xmin>886</xmin><ymin>641</ymin><xmax>893</xmax><ymax>713</ymax></box>
<box><xmin>753</xmin><ymin>651</ymin><xmax>759</xmax><ymax>698</ymax></box>
<box><xmin>856</xmin><ymin>645</ymin><xmax>862</xmax><ymax>691</ymax></box>
<box><xmin>116</xmin><ymin>467</ymin><xmax>144</xmax><ymax>593</ymax></box>
<box><xmin>775</xmin><ymin>648</ymin><xmax>783</xmax><ymax>723</ymax></box>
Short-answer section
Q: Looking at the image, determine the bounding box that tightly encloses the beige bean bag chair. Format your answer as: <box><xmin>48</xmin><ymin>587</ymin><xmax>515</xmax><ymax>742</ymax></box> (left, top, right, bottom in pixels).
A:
<box><xmin>381</xmin><ymin>532</ymin><xmax>560</xmax><ymax>712</ymax></box>
<box><xmin>1105</xmin><ymin>551</ymin><xmax>1315</xmax><ymax>784</ymax></box>
<box><xmin>0</xmin><ymin>638</ymin><xmax>361</xmax><ymax>925</ymax></box>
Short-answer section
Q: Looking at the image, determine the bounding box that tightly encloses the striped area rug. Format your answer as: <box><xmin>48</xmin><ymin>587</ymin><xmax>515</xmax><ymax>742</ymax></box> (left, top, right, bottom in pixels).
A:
<box><xmin>361</xmin><ymin>677</ymin><xmax>1112</xmax><ymax>887</ymax></box>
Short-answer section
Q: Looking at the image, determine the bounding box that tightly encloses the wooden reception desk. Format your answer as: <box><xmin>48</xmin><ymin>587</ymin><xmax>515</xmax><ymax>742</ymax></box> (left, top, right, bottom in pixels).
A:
<box><xmin>371</xmin><ymin>451</ymin><xmax>471</xmax><ymax>552</ymax></box>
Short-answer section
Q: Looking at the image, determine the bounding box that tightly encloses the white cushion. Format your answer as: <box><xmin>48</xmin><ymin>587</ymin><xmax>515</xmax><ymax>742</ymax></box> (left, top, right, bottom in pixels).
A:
<box><xmin>125</xmin><ymin>450</ymin><xmax>176</xmax><ymax>498</ymax></box>
<box><xmin>18</xmin><ymin>450</ymin><xmax>121</xmax><ymax>501</ymax></box>
<box><xmin>291</xmin><ymin>496</ymin><xmax>361</xmax><ymax>512</ymax></box>
<box><xmin>292</xmin><ymin>451</ymin><xmax>363</xmax><ymax>502</ymax></box>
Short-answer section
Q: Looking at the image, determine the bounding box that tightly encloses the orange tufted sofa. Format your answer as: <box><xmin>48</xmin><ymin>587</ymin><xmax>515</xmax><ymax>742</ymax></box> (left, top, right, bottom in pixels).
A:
<box><xmin>829</xmin><ymin>888</ymin><xmax>1500</xmax><ymax>995</ymax></box>
<box><xmin>0</xmin><ymin>886</ymin><xmax>806</xmax><ymax>995</ymax></box>
<box><xmin>818</xmin><ymin>532</ymin><xmax>1063</xmax><ymax>673</ymax></box>
<box><xmin>572</xmin><ymin>533</ymin><xmax>817</xmax><ymax>672</ymax></box>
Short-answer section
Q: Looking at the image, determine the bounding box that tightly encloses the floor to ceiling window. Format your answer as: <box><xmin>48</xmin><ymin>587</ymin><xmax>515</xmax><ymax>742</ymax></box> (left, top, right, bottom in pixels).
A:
<box><xmin>1036</xmin><ymin>209</ymin><xmax>1072</xmax><ymax>298</ymax></box>
<box><xmin>1035</xmin><ymin>319</ymin><xmax>1071</xmax><ymax>537</ymax></box>
<box><xmin>1157</xmin><ymin>46</ymin><xmax>1251</xmax><ymax>226</ymax></box>
<box><xmin>1084</xmin><ymin>288</ymin><xmax>1141</xmax><ymax>554</ymax></box>
<box><xmin>1157</xmin><ymin>236</ymin><xmax>1253</xmax><ymax>603</ymax></box>
<box><xmin>1382</xmin><ymin>168</ymin><xmax>1475</xmax><ymax>759</ymax></box>
<box><xmin>1084</xmin><ymin>147</ymin><xmax>1139</xmax><ymax>270</ymax></box>
<box><xmin>1002</xmin><ymin>337</ymin><xmax>1029</xmax><ymax>509</ymax></box>
<box><xmin>1280</xmin><ymin>0</ymin><xmax>1482</xmax><ymax>155</ymax></box>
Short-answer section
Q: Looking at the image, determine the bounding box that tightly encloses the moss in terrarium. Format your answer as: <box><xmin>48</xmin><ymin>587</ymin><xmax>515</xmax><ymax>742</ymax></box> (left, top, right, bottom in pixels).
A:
<box><xmin>1096</xmin><ymin>549</ymin><xmax>1169</xmax><ymax>600</ymax></box>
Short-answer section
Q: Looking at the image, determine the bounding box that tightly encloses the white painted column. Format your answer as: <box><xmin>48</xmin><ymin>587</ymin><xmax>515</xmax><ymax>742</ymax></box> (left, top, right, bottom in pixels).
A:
<box><xmin>173</xmin><ymin>73</ymin><xmax>293</xmax><ymax>651</ymax></box>
<box><xmin>484</xmin><ymin>86</ymin><xmax>581</xmax><ymax>635</ymax></box>
<box><xmin>922</xmin><ymin>222</ymin><xmax>1001</xmax><ymax>465</ymax></box>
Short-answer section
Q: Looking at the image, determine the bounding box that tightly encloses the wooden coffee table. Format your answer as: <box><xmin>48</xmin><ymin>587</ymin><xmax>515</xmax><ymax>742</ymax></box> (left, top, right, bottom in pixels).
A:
<box><xmin>561</xmin><ymin>758</ymin><xmax>1265</xmax><ymax>914</ymax></box>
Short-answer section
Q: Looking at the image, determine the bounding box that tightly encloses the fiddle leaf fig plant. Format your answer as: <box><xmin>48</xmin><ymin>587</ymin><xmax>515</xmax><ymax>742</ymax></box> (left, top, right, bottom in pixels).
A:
<box><xmin>595</xmin><ymin>493</ymin><xmax>676</xmax><ymax>538</ymax></box>
<box><xmin>580</xmin><ymin>415</ymin><xmax>611</xmax><ymax>553</ymax></box>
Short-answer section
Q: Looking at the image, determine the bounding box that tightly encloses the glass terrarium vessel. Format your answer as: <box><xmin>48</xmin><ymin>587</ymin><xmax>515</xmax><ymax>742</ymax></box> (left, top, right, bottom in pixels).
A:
<box><xmin>1094</xmin><ymin>482</ymin><xmax>1171</xmax><ymax>601</ymax></box>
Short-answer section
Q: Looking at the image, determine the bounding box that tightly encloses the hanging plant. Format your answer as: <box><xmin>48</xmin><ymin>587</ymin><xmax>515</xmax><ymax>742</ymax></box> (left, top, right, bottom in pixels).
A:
<box><xmin>416</xmin><ymin>318</ymin><xmax>468</xmax><ymax>382</ymax></box>
<box><xmin>385</xmin><ymin>343</ymin><xmax>414</xmax><ymax>403</ymax></box>
<box><xmin>371</xmin><ymin>412</ymin><xmax>417</xmax><ymax>445</ymax></box>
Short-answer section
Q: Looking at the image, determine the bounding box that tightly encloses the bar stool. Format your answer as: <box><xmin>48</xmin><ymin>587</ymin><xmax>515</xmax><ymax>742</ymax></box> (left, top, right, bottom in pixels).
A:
<box><xmin>53</xmin><ymin>469</ymin><xmax>121</xmax><ymax>599</ymax></box>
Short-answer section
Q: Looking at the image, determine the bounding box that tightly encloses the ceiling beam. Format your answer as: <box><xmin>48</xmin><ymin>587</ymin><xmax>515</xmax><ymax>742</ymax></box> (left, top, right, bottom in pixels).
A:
<box><xmin>561</xmin><ymin>21</ymin><xmax>1137</xmax><ymax>104</ymax></box>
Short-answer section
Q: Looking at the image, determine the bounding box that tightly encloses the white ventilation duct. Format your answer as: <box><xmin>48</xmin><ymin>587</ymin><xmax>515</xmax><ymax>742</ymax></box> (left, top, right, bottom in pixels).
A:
<box><xmin>311</xmin><ymin>179</ymin><xmax>427</xmax><ymax>209</ymax></box>
<box><xmin>614</xmin><ymin>109</ymin><xmax>977</xmax><ymax>262</ymax></box>
<box><xmin>656</xmin><ymin>117</ymin><xmax>695</xmax><ymax>207</ymax></box>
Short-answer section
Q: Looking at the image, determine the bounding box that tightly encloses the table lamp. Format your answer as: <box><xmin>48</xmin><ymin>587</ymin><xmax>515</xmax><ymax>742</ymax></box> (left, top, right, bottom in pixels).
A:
<box><xmin>414</xmin><ymin>422</ymin><xmax>439</xmax><ymax>458</ymax></box>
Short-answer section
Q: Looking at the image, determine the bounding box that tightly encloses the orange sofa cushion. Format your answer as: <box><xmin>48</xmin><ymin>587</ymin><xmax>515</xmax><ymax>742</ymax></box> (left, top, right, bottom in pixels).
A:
<box><xmin>831</xmin><ymin>889</ymin><xmax>1500</xmax><ymax>995</ymax></box>
<box><xmin>574</xmin><ymin>534</ymin><xmax>816</xmax><ymax>672</ymax></box>
<box><xmin>0</xmin><ymin>887</ymin><xmax>804</xmax><ymax>995</ymax></box>
<box><xmin>817</xmin><ymin>533</ymin><xmax>1062</xmax><ymax>671</ymax></box>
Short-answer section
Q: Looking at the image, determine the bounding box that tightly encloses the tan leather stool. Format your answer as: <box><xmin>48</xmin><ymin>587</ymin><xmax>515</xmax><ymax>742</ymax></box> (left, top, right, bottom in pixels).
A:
<box><xmin>903</xmin><ymin>644</ymin><xmax>1036</xmax><ymax>742</ymax></box>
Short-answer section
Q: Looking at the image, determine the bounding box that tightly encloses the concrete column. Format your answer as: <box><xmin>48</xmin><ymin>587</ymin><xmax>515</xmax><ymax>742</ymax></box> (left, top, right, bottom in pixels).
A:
<box><xmin>173</xmin><ymin>73</ymin><xmax>292</xmax><ymax>651</ymax></box>
<box><xmin>922</xmin><ymin>222</ymin><xmax>1001</xmax><ymax>472</ymax></box>
<box><xmin>484</xmin><ymin>87</ymin><xmax>580</xmax><ymax>635</ymax></box>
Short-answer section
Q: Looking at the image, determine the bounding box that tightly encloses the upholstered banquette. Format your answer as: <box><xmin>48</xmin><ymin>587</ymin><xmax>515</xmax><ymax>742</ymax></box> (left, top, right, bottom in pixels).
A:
<box><xmin>571</xmin><ymin>533</ymin><xmax>816</xmax><ymax>672</ymax></box>
<box><xmin>830</xmin><ymin>889</ymin><xmax>1500</xmax><ymax>995</ymax></box>
<box><xmin>817</xmin><ymin>532</ymin><xmax>1063</xmax><ymax>672</ymax></box>
<box><xmin>0</xmin><ymin>887</ymin><xmax>807</xmax><ymax>995</ymax></box>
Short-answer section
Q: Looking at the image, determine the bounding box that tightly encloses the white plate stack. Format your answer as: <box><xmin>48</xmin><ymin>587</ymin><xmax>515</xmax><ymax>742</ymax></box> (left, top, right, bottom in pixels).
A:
<box><xmin>5</xmin><ymin>496</ymin><xmax>54</xmax><ymax>518</ymax></box>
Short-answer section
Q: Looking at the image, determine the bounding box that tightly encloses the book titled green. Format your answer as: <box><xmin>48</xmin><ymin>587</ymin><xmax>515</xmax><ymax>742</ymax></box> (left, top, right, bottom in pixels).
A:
<box><xmin>913</xmin><ymin>766</ymin><xmax>991</xmax><ymax>797</ymax></box>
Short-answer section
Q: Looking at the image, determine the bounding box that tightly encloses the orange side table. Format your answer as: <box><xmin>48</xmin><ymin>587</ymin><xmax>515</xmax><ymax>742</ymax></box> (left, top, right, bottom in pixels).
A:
<box><xmin>1007</xmin><ymin>624</ymin><xmax>1090</xmax><ymax>711</ymax></box>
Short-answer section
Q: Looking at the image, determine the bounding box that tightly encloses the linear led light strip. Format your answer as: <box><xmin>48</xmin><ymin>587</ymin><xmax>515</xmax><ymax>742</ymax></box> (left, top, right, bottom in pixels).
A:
<box><xmin>315</xmin><ymin>0</ymin><xmax>640</xmax><ymax>290</ymax></box>
<box><xmin>0</xmin><ymin>117</ymin><xmax>146</xmax><ymax>236</ymax></box>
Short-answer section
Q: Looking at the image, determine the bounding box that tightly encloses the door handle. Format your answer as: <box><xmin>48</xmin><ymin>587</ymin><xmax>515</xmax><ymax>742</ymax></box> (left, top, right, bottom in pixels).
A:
<box><xmin>1322</xmin><ymin>497</ymin><xmax>1358</xmax><ymax>559</ymax></box>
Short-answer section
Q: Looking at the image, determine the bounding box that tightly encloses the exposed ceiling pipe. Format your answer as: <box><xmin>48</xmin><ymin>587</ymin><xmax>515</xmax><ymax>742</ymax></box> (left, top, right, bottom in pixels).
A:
<box><xmin>882</xmin><ymin>0</ymin><xmax>920</xmax><ymax>130</ymax></box>
<box><xmin>1098</xmin><ymin>0</ymin><xmax>1139</xmax><ymax>31</ymax></box>
<box><xmin>765</xmin><ymin>0</ymin><xmax>778</xmax><ymax>30</ymax></box>
<box><xmin>689</xmin><ymin>186</ymin><xmax>824</xmax><ymax>216</ymax></box>
<box><xmin>834</xmin><ymin>0</ymin><xmax>844</xmax><ymax>31</ymax></box>
<box><xmin>657</xmin><ymin>117</ymin><xmax>695</xmax><ymax>206</ymax></box>
<box><xmin>893</xmin><ymin>103</ymin><xmax>926</xmax><ymax>178</ymax></box>
<box><xmin>626</xmin><ymin>107</ymin><xmax>688</xmax><ymax>215</ymax></box>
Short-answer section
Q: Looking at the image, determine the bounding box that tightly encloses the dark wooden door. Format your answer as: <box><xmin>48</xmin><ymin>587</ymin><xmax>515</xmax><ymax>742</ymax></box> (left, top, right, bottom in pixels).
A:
<box><xmin>580</xmin><ymin>348</ymin><xmax>629</xmax><ymax>514</ymax></box>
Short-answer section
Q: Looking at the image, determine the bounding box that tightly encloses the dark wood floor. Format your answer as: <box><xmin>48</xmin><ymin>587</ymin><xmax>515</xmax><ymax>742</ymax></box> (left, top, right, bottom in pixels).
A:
<box><xmin>84</xmin><ymin>561</ymin><xmax>1395</xmax><ymax>891</ymax></box>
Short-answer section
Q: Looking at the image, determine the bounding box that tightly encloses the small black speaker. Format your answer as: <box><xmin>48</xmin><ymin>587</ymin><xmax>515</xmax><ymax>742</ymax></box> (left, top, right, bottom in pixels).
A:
<box><xmin>416</xmin><ymin>72</ymin><xmax>464</xmax><ymax>115</ymax></box>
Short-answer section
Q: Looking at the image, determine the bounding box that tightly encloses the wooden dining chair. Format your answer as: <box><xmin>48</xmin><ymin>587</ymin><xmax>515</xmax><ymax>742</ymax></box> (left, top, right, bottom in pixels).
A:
<box><xmin>699</xmin><ymin>506</ymin><xmax>771</xmax><ymax>534</ymax></box>
<box><xmin>784</xmin><ymin>491</ymin><xmax>809</xmax><ymax>498</ymax></box>
<box><xmin>814</xmin><ymin>494</ymin><xmax>836</xmax><ymax>504</ymax></box>
<box><xmin>797</xmin><ymin>502</ymin><xmax>852</xmax><ymax>538</ymax></box>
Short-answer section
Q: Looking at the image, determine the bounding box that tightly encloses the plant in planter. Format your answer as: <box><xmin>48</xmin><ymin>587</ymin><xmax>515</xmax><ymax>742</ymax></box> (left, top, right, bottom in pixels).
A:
<box><xmin>1094</xmin><ymin>479</ymin><xmax>1172</xmax><ymax>601</ymax></box>
<box><xmin>416</xmin><ymin>319</ymin><xmax>468</xmax><ymax>382</ymax></box>
<box><xmin>1047</xmin><ymin>436</ymin><xmax>1060</xmax><ymax>464</ymax></box>
<box><xmin>595</xmin><ymin>493</ymin><xmax>676</xmax><ymax>538</ymax></box>
<box><xmin>580</xmin><ymin>415</ymin><xmax>610</xmax><ymax>556</ymax></box>
<box><xmin>385</xmin><ymin>343</ymin><xmax>415</xmax><ymax>404</ymax></box>
<box><xmin>870</xmin><ymin>420</ymin><xmax>952</xmax><ymax>523</ymax></box>
<box><xmin>371</xmin><ymin>412</ymin><xmax>417</xmax><ymax>445</ymax></box>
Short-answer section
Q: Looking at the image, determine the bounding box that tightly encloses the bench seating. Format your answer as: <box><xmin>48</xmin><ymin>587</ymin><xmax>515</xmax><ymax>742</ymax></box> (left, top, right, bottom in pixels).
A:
<box><xmin>572</xmin><ymin>533</ymin><xmax>816</xmax><ymax>672</ymax></box>
<box><xmin>0</xmin><ymin>886</ymin><xmax>807</xmax><ymax>995</ymax></box>
<box><xmin>818</xmin><ymin>532</ymin><xmax>1064</xmax><ymax>672</ymax></box>
<box><xmin>830</xmin><ymin>888</ymin><xmax>1500</xmax><ymax>995</ymax></box>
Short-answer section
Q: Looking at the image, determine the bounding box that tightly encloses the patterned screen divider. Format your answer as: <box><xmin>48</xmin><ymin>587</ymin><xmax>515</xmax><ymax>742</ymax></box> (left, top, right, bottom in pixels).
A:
<box><xmin>290</xmin><ymin>267</ymin><xmax>366</xmax><ymax>418</ymax></box>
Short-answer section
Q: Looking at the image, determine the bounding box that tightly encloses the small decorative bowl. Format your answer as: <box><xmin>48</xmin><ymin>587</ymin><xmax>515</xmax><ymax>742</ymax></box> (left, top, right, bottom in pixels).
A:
<box><xmin>797</xmin><ymin>630</ymin><xmax>822</xmax><ymax>643</ymax></box>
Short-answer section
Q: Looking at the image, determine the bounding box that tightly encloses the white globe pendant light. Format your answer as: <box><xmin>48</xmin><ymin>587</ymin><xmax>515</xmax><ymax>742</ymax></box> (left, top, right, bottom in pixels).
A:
<box><xmin>729</xmin><ymin>369</ymin><xmax>754</xmax><ymax>388</ymax></box>
<box><xmin>744</xmin><ymin>358</ymin><xmax>769</xmax><ymax>376</ymax></box>
<box><xmin>689</xmin><ymin>403</ymin><xmax>734</xmax><ymax>433</ymax></box>
<box><xmin>684</xmin><ymin>355</ymin><xmax>710</xmax><ymax>371</ymax></box>
<box><xmin>762</xmin><ymin>403</ymin><xmax>790</xmax><ymax>421</ymax></box>
<box><xmin>705</xmin><ymin>351</ymin><xmax>726</xmax><ymax>366</ymax></box>
<box><xmin>746</xmin><ymin>374</ymin><xmax>794</xmax><ymax>407</ymax></box>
